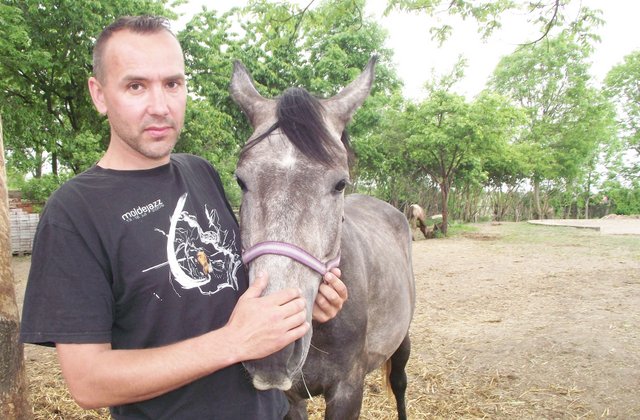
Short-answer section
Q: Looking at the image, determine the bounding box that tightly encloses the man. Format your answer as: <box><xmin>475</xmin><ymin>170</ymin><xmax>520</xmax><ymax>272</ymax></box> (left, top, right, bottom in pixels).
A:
<box><xmin>20</xmin><ymin>15</ymin><xmax>347</xmax><ymax>419</ymax></box>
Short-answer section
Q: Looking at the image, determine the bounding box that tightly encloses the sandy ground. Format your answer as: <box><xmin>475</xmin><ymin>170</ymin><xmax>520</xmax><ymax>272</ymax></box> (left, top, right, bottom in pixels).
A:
<box><xmin>405</xmin><ymin>221</ymin><xmax>640</xmax><ymax>418</ymax></box>
<box><xmin>10</xmin><ymin>220</ymin><xmax>640</xmax><ymax>419</ymax></box>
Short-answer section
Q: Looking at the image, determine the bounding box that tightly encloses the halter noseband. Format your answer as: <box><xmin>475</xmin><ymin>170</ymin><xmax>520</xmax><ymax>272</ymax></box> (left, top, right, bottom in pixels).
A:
<box><xmin>242</xmin><ymin>241</ymin><xmax>340</xmax><ymax>276</ymax></box>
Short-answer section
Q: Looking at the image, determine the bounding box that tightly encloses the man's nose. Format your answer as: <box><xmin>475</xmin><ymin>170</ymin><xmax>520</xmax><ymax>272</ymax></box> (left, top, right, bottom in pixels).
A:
<box><xmin>148</xmin><ymin>86</ymin><xmax>170</xmax><ymax>115</ymax></box>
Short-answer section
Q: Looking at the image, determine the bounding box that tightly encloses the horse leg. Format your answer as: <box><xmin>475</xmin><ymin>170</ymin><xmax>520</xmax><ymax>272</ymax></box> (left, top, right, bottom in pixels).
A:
<box><xmin>323</xmin><ymin>380</ymin><xmax>365</xmax><ymax>420</ymax></box>
<box><xmin>408</xmin><ymin>217</ymin><xmax>417</xmax><ymax>241</ymax></box>
<box><xmin>415</xmin><ymin>217</ymin><xmax>429</xmax><ymax>239</ymax></box>
<box><xmin>389</xmin><ymin>334</ymin><xmax>411</xmax><ymax>420</ymax></box>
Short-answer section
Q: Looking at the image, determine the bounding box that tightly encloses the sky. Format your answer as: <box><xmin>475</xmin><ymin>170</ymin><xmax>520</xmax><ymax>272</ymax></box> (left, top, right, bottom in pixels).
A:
<box><xmin>173</xmin><ymin>1</ymin><xmax>640</xmax><ymax>101</ymax></box>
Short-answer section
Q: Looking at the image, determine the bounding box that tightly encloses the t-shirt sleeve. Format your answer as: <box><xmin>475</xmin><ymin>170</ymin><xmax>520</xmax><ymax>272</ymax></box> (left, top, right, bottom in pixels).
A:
<box><xmin>20</xmin><ymin>207</ymin><xmax>114</xmax><ymax>347</ymax></box>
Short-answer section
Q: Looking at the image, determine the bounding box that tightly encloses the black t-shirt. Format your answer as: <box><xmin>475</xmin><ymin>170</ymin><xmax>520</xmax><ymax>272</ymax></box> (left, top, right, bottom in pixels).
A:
<box><xmin>20</xmin><ymin>154</ymin><xmax>287</xmax><ymax>419</ymax></box>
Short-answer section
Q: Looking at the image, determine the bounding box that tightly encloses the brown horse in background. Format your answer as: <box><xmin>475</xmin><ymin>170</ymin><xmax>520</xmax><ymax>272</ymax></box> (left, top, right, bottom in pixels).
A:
<box><xmin>408</xmin><ymin>204</ymin><xmax>441</xmax><ymax>240</ymax></box>
<box><xmin>408</xmin><ymin>204</ymin><xmax>428</xmax><ymax>239</ymax></box>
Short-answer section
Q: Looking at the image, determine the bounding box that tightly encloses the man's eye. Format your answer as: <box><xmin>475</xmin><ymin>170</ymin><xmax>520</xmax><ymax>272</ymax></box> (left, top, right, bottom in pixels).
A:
<box><xmin>129</xmin><ymin>83</ymin><xmax>143</xmax><ymax>91</ymax></box>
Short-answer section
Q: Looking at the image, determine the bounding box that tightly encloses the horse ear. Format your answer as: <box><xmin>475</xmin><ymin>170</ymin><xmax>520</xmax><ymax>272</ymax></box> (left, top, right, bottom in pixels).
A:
<box><xmin>323</xmin><ymin>56</ymin><xmax>377</xmax><ymax>132</ymax></box>
<box><xmin>229</xmin><ymin>60</ymin><xmax>275</xmax><ymax>129</ymax></box>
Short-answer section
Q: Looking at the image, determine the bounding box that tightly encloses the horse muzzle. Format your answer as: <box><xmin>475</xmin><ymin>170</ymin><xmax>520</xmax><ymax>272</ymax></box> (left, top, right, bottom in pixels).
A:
<box><xmin>243</xmin><ymin>330</ymin><xmax>311</xmax><ymax>390</ymax></box>
<box><xmin>241</xmin><ymin>241</ymin><xmax>331</xmax><ymax>390</ymax></box>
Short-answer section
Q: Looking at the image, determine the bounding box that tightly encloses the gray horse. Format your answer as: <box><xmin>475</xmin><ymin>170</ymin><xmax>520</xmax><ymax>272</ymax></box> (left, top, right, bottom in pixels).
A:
<box><xmin>231</xmin><ymin>57</ymin><xmax>416</xmax><ymax>420</ymax></box>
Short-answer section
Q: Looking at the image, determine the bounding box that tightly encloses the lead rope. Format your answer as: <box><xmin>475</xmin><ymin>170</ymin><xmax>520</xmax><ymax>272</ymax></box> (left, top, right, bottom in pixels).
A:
<box><xmin>301</xmin><ymin>343</ymin><xmax>330</xmax><ymax>400</ymax></box>
<box><xmin>300</xmin><ymin>371</ymin><xmax>313</xmax><ymax>401</ymax></box>
<box><xmin>310</xmin><ymin>343</ymin><xmax>329</xmax><ymax>354</ymax></box>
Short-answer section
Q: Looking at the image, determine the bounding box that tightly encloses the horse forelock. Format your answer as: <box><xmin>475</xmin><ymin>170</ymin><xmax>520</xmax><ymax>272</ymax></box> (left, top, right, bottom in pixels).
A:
<box><xmin>240</xmin><ymin>87</ymin><xmax>352</xmax><ymax>168</ymax></box>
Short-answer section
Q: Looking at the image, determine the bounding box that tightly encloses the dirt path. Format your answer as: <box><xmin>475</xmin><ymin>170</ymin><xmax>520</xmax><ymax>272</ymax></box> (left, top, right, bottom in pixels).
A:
<box><xmin>11</xmin><ymin>221</ymin><xmax>640</xmax><ymax>419</ymax></box>
<box><xmin>529</xmin><ymin>216</ymin><xmax>640</xmax><ymax>235</ymax></box>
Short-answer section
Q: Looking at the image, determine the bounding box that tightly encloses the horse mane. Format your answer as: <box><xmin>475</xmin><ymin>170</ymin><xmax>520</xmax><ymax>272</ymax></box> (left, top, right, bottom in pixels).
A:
<box><xmin>240</xmin><ymin>87</ymin><xmax>353</xmax><ymax>168</ymax></box>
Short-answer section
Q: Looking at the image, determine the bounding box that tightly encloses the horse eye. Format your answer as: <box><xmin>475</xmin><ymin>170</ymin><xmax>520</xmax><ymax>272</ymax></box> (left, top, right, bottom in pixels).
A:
<box><xmin>334</xmin><ymin>179</ymin><xmax>348</xmax><ymax>192</ymax></box>
<box><xmin>236</xmin><ymin>176</ymin><xmax>247</xmax><ymax>192</ymax></box>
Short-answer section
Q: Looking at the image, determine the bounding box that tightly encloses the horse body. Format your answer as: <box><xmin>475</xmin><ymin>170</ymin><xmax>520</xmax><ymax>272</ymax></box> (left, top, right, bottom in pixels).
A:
<box><xmin>286</xmin><ymin>195</ymin><xmax>414</xmax><ymax>418</ymax></box>
<box><xmin>341</xmin><ymin>195</ymin><xmax>414</xmax><ymax>367</ymax></box>
<box><xmin>230</xmin><ymin>58</ymin><xmax>415</xmax><ymax>419</ymax></box>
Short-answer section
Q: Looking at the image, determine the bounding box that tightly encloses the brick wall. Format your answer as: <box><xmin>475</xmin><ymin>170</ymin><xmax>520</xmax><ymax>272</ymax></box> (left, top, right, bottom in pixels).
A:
<box><xmin>8</xmin><ymin>191</ymin><xmax>39</xmax><ymax>255</ymax></box>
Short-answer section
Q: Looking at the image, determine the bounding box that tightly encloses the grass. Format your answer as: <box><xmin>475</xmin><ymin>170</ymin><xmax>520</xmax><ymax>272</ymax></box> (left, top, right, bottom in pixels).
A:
<box><xmin>445</xmin><ymin>222</ymin><xmax>479</xmax><ymax>237</ymax></box>
<box><xmin>498</xmin><ymin>222</ymin><xmax>640</xmax><ymax>254</ymax></box>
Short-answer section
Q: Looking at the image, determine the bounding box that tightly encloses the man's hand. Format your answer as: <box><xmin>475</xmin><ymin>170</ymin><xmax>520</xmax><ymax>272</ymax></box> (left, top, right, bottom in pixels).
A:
<box><xmin>226</xmin><ymin>272</ymin><xmax>309</xmax><ymax>361</ymax></box>
<box><xmin>313</xmin><ymin>268</ymin><xmax>348</xmax><ymax>323</ymax></box>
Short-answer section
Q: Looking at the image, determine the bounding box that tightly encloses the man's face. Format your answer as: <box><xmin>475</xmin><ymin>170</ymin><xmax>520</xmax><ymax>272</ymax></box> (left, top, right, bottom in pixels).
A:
<box><xmin>89</xmin><ymin>29</ymin><xmax>187</xmax><ymax>166</ymax></box>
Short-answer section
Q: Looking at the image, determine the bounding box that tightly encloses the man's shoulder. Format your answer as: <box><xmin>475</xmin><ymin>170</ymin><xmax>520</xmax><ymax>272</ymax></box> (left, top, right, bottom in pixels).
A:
<box><xmin>171</xmin><ymin>153</ymin><xmax>221</xmax><ymax>180</ymax></box>
<box><xmin>171</xmin><ymin>153</ymin><xmax>211</xmax><ymax>167</ymax></box>
<box><xmin>48</xmin><ymin>166</ymin><xmax>100</xmax><ymax>201</ymax></box>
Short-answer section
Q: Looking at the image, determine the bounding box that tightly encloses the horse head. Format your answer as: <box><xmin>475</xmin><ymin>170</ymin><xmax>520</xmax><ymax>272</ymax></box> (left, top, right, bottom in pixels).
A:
<box><xmin>230</xmin><ymin>58</ymin><xmax>376</xmax><ymax>390</ymax></box>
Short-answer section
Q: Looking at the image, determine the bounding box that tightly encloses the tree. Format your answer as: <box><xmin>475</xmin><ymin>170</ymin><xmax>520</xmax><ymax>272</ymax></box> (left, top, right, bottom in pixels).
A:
<box><xmin>466</xmin><ymin>91</ymin><xmax>526</xmax><ymax>221</ymax></box>
<box><xmin>353</xmin><ymin>92</ymin><xmax>423</xmax><ymax>207</ymax></box>
<box><xmin>403</xmin><ymin>90</ymin><xmax>472</xmax><ymax>234</ymax></box>
<box><xmin>384</xmin><ymin>0</ymin><xmax>603</xmax><ymax>46</ymax></box>
<box><xmin>0</xmin><ymin>114</ymin><xmax>31</xmax><ymax>419</ymax></box>
<box><xmin>404</xmin><ymin>87</ymin><xmax>523</xmax><ymax>232</ymax></box>
<box><xmin>491</xmin><ymin>34</ymin><xmax>615</xmax><ymax>219</ymax></box>
<box><xmin>604</xmin><ymin>50</ymin><xmax>640</xmax><ymax>177</ymax></box>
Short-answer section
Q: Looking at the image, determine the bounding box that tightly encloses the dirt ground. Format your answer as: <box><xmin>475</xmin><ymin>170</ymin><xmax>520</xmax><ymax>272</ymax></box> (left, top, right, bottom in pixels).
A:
<box><xmin>11</xmin><ymin>221</ymin><xmax>640</xmax><ymax>419</ymax></box>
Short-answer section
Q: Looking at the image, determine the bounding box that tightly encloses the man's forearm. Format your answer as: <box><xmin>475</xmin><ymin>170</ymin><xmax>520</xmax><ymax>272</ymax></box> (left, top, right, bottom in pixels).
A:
<box><xmin>56</xmin><ymin>327</ymin><xmax>238</xmax><ymax>409</ymax></box>
<box><xmin>56</xmin><ymin>278</ymin><xmax>310</xmax><ymax>409</ymax></box>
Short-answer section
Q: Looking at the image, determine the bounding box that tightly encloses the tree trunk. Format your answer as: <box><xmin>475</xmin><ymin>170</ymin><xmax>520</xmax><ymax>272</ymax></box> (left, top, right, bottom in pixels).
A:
<box><xmin>585</xmin><ymin>172</ymin><xmax>592</xmax><ymax>220</ymax></box>
<box><xmin>34</xmin><ymin>148</ymin><xmax>42</xmax><ymax>179</ymax></box>
<box><xmin>51</xmin><ymin>151</ymin><xmax>58</xmax><ymax>176</ymax></box>
<box><xmin>440</xmin><ymin>180</ymin><xmax>449</xmax><ymax>236</ymax></box>
<box><xmin>0</xmin><ymin>114</ymin><xmax>32</xmax><ymax>419</ymax></box>
<box><xmin>585</xmin><ymin>196</ymin><xmax>590</xmax><ymax>220</ymax></box>
<box><xmin>533</xmin><ymin>178</ymin><xmax>542</xmax><ymax>219</ymax></box>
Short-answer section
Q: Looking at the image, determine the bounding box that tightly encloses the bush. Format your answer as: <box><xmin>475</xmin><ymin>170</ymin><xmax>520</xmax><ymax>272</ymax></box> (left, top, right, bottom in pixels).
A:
<box><xmin>19</xmin><ymin>174</ymin><xmax>70</xmax><ymax>205</ymax></box>
<box><xmin>604</xmin><ymin>182</ymin><xmax>640</xmax><ymax>216</ymax></box>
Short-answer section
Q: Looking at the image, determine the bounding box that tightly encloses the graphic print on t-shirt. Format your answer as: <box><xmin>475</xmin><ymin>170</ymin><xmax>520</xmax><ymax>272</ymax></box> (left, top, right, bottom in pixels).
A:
<box><xmin>144</xmin><ymin>193</ymin><xmax>241</xmax><ymax>297</ymax></box>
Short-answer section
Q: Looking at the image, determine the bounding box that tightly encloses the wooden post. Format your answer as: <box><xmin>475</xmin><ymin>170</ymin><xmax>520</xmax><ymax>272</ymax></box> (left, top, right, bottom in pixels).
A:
<box><xmin>0</xmin><ymin>114</ymin><xmax>32</xmax><ymax>419</ymax></box>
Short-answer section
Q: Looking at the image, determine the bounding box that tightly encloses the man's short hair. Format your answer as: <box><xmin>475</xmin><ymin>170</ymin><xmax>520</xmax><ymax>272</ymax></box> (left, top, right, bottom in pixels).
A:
<box><xmin>92</xmin><ymin>15</ymin><xmax>175</xmax><ymax>82</ymax></box>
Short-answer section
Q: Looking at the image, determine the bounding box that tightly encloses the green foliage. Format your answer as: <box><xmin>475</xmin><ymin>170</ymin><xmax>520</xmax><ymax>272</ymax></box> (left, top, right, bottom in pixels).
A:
<box><xmin>176</xmin><ymin>97</ymin><xmax>242</xmax><ymax>205</ymax></box>
<box><xmin>604</xmin><ymin>50</ymin><xmax>640</xmax><ymax>181</ymax></box>
<box><xmin>605</xmin><ymin>50</ymin><xmax>640</xmax><ymax>151</ymax></box>
<box><xmin>385</xmin><ymin>0</ymin><xmax>603</xmax><ymax>47</ymax></box>
<box><xmin>18</xmin><ymin>173</ymin><xmax>71</xmax><ymax>204</ymax></box>
<box><xmin>351</xmin><ymin>92</ymin><xmax>415</xmax><ymax>204</ymax></box>
<box><xmin>490</xmin><ymin>33</ymin><xmax>617</xmax><ymax>218</ymax></box>
<box><xmin>602</xmin><ymin>179</ymin><xmax>640</xmax><ymax>216</ymax></box>
<box><xmin>2</xmin><ymin>0</ymin><xmax>401</xmax><ymax>203</ymax></box>
<box><xmin>1</xmin><ymin>0</ymin><xmax>633</xmax><ymax>223</ymax></box>
<box><xmin>0</xmin><ymin>0</ymin><xmax>172</xmax><ymax>177</ymax></box>
<box><xmin>6</xmin><ymin>166</ymin><xmax>25</xmax><ymax>190</ymax></box>
<box><xmin>384</xmin><ymin>0</ymin><xmax>515</xmax><ymax>43</ymax></box>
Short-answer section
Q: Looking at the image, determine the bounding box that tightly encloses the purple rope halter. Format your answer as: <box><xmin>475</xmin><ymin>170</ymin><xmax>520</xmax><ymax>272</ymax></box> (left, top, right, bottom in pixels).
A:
<box><xmin>242</xmin><ymin>241</ymin><xmax>340</xmax><ymax>276</ymax></box>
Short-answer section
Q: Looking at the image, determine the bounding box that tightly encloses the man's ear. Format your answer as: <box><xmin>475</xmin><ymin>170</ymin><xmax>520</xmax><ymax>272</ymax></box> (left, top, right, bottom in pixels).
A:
<box><xmin>88</xmin><ymin>76</ymin><xmax>107</xmax><ymax>115</ymax></box>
